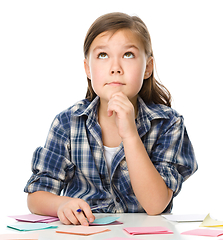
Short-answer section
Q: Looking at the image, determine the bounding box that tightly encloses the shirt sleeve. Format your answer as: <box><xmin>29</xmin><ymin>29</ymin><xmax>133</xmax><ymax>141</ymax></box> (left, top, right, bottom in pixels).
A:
<box><xmin>150</xmin><ymin>116</ymin><xmax>198</xmax><ymax>197</ymax></box>
<box><xmin>24</xmin><ymin>115</ymin><xmax>75</xmax><ymax>195</ymax></box>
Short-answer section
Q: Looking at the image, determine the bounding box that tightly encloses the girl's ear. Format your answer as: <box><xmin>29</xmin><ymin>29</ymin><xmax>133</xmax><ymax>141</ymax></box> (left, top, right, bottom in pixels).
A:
<box><xmin>84</xmin><ymin>59</ymin><xmax>91</xmax><ymax>80</ymax></box>
<box><xmin>144</xmin><ymin>57</ymin><xmax>153</xmax><ymax>79</ymax></box>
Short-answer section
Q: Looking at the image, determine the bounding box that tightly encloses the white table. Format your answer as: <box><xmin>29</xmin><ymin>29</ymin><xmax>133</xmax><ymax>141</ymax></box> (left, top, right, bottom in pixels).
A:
<box><xmin>0</xmin><ymin>213</ymin><xmax>217</xmax><ymax>239</ymax></box>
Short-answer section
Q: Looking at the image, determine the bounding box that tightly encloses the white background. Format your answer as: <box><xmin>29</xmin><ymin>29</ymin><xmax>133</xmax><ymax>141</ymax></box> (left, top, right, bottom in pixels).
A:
<box><xmin>0</xmin><ymin>0</ymin><xmax>222</xmax><ymax>219</ymax></box>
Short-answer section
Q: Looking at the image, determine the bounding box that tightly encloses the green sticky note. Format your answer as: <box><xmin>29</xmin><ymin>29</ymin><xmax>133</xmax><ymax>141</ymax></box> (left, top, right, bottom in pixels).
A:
<box><xmin>7</xmin><ymin>223</ymin><xmax>58</xmax><ymax>231</ymax></box>
<box><xmin>92</xmin><ymin>216</ymin><xmax>120</xmax><ymax>224</ymax></box>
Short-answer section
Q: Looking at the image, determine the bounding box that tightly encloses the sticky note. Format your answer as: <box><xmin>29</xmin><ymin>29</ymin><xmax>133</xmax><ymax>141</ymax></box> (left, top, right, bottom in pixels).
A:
<box><xmin>105</xmin><ymin>238</ymin><xmax>142</xmax><ymax>240</ymax></box>
<box><xmin>200</xmin><ymin>213</ymin><xmax>223</xmax><ymax>227</ymax></box>
<box><xmin>90</xmin><ymin>220</ymin><xmax>122</xmax><ymax>226</ymax></box>
<box><xmin>124</xmin><ymin>226</ymin><xmax>173</xmax><ymax>235</ymax></box>
<box><xmin>90</xmin><ymin>216</ymin><xmax>121</xmax><ymax>225</ymax></box>
<box><xmin>56</xmin><ymin>226</ymin><xmax>110</xmax><ymax>236</ymax></box>
<box><xmin>7</xmin><ymin>223</ymin><xmax>58</xmax><ymax>231</ymax></box>
<box><xmin>162</xmin><ymin>214</ymin><xmax>206</xmax><ymax>222</ymax></box>
<box><xmin>0</xmin><ymin>233</ymin><xmax>39</xmax><ymax>240</ymax></box>
<box><xmin>181</xmin><ymin>228</ymin><xmax>223</xmax><ymax>237</ymax></box>
<box><xmin>9</xmin><ymin>214</ymin><xmax>59</xmax><ymax>223</ymax></box>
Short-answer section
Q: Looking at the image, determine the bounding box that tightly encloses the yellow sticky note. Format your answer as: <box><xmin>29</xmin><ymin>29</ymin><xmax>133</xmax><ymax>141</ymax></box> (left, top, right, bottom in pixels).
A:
<box><xmin>200</xmin><ymin>214</ymin><xmax>223</xmax><ymax>227</ymax></box>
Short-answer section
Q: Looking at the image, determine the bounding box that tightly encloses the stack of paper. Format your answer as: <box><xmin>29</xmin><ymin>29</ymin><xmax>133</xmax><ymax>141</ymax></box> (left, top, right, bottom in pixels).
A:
<box><xmin>9</xmin><ymin>214</ymin><xmax>59</xmax><ymax>223</ymax></box>
<box><xmin>7</xmin><ymin>223</ymin><xmax>58</xmax><ymax>231</ymax></box>
<box><xmin>105</xmin><ymin>238</ymin><xmax>142</xmax><ymax>240</ymax></box>
<box><xmin>162</xmin><ymin>214</ymin><xmax>206</xmax><ymax>222</ymax></box>
<box><xmin>124</xmin><ymin>226</ymin><xmax>173</xmax><ymax>235</ymax></box>
<box><xmin>56</xmin><ymin>226</ymin><xmax>110</xmax><ymax>236</ymax></box>
<box><xmin>90</xmin><ymin>216</ymin><xmax>122</xmax><ymax>226</ymax></box>
<box><xmin>181</xmin><ymin>228</ymin><xmax>223</xmax><ymax>237</ymax></box>
<box><xmin>0</xmin><ymin>233</ymin><xmax>39</xmax><ymax>240</ymax></box>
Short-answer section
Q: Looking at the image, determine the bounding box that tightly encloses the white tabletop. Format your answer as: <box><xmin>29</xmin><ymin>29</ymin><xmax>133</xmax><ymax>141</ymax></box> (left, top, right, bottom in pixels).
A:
<box><xmin>0</xmin><ymin>213</ymin><xmax>218</xmax><ymax>240</ymax></box>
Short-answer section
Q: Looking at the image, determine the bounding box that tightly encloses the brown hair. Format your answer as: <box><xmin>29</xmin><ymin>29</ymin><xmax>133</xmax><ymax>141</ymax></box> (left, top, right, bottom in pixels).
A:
<box><xmin>84</xmin><ymin>12</ymin><xmax>171</xmax><ymax>107</ymax></box>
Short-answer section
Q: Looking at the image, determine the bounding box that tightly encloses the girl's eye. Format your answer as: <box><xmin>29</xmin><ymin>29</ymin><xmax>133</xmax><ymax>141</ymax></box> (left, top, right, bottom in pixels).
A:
<box><xmin>98</xmin><ymin>53</ymin><xmax>108</xmax><ymax>59</ymax></box>
<box><xmin>124</xmin><ymin>52</ymin><xmax>134</xmax><ymax>59</ymax></box>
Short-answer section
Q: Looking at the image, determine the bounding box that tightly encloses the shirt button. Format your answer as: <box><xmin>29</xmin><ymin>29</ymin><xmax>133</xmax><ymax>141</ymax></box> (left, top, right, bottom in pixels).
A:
<box><xmin>116</xmin><ymin>197</ymin><xmax>120</xmax><ymax>203</ymax></box>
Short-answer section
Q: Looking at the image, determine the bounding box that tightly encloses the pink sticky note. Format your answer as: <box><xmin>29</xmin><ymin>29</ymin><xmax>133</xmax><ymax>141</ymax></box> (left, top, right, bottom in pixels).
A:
<box><xmin>105</xmin><ymin>238</ymin><xmax>143</xmax><ymax>240</ymax></box>
<box><xmin>105</xmin><ymin>237</ymin><xmax>141</xmax><ymax>240</ymax></box>
<box><xmin>56</xmin><ymin>226</ymin><xmax>110</xmax><ymax>236</ymax></box>
<box><xmin>0</xmin><ymin>233</ymin><xmax>39</xmax><ymax>240</ymax></box>
<box><xmin>38</xmin><ymin>217</ymin><xmax>59</xmax><ymax>223</ymax></box>
<box><xmin>9</xmin><ymin>214</ymin><xmax>59</xmax><ymax>223</ymax></box>
<box><xmin>181</xmin><ymin>229</ymin><xmax>223</xmax><ymax>237</ymax></box>
<box><xmin>124</xmin><ymin>226</ymin><xmax>173</xmax><ymax>235</ymax></box>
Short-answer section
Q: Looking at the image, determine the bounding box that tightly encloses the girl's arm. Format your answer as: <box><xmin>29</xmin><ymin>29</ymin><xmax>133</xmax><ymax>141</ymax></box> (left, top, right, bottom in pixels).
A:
<box><xmin>122</xmin><ymin>134</ymin><xmax>173</xmax><ymax>215</ymax></box>
<box><xmin>27</xmin><ymin>191</ymin><xmax>95</xmax><ymax>225</ymax></box>
<box><xmin>107</xmin><ymin>92</ymin><xmax>173</xmax><ymax>215</ymax></box>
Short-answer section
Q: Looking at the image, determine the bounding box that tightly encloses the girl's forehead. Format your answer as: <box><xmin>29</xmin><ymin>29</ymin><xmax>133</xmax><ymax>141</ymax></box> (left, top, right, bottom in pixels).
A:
<box><xmin>90</xmin><ymin>29</ymin><xmax>144</xmax><ymax>51</ymax></box>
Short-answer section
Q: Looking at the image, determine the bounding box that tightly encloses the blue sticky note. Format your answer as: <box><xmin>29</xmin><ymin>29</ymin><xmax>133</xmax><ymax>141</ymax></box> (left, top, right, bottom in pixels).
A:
<box><xmin>7</xmin><ymin>223</ymin><xmax>58</xmax><ymax>231</ymax></box>
<box><xmin>92</xmin><ymin>216</ymin><xmax>120</xmax><ymax>225</ymax></box>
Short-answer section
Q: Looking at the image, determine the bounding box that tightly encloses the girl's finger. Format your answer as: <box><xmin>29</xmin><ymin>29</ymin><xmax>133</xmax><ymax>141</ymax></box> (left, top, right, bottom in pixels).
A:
<box><xmin>63</xmin><ymin>208</ymin><xmax>79</xmax><ymax>225</ymax></box>
<box><xmin>75</xmin><ymin>201</ymin><xmax>95</xmax><ymax>226</ymax></box>
<box><xmin>82</xmin><ymin>205</ymin><xmax>95</xmax><ymax>223</ymax></box>
<box><xmin>75</xmin><ymin>211</ymin><xmax>89</xmax><ymax>226</ymax></box>
<box><xmin>58</xmin><ymin>210</ymin><xmax>72</xmax><ymax>225</ymax></box>
<box><xmin>108</xmin><ymin>93</ymin><xmax>132</xmax><ymax>112</ymax></box>
<box><xmin>76</xmin><ymin>203</ymin><xmax>95</xmax><ymax>225</ymax></box>
<box><xmin>107</xmin><ymin>109</ymin><xmax>114</xmax><ymax>117</ymax></box>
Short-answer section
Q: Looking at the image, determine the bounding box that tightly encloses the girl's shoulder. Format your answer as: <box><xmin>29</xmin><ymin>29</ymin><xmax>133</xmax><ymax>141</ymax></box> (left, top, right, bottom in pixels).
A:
<box><xmin>148</xmin><ymin>102</ymin><xmax>181</xmax><ymax>119</ymax></box>
<box><xmin>143</xmin><ymin>103</ymin><xmax>185</xmax><ymax>132</ymax></box>
<box><xmin>139</xmin><ymin>97</ymin><xmax>182</xmax><ymax>121</ymax></box>
<box><xmin>54</xmin><ymin>99</ymin><xmax>92</xmax><ymax>127</ymax></box>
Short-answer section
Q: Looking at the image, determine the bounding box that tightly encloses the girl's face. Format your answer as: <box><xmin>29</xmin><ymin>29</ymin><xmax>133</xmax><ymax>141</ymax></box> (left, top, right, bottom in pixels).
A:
<box><xmin>84</xmin><ymin>29</ymin><xmax>152</xmax><ymax>105</ymax></box>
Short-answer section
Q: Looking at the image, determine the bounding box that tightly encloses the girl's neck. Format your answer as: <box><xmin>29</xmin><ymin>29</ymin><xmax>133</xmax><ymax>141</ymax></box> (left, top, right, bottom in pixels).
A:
<box><xmin>97</xmin><ymin>99</ymin><xmax>121</xmax><ymax>147</ymax></box>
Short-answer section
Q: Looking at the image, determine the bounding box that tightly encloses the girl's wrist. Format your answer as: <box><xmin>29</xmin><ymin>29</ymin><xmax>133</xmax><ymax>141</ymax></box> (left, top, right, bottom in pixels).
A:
<box><xmin>122</xmin><ymin>132</ymin><xmax>141</xmax><ymax>146</ymax></box>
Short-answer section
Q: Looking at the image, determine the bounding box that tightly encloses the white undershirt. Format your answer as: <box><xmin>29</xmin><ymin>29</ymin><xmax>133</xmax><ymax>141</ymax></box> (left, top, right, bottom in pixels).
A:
<box><xmin>104</xmin><ymin>146</ymin><xmax>118</xmax><ymax>176</ymax></box>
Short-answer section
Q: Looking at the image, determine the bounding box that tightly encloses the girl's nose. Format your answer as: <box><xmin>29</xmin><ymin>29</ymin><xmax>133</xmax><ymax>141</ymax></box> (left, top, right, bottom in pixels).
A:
<box><xmin>110</xmin><ymin>59</ymin><xmax>123</xmax><ymax>75</ymax></box>
<box><xmin>111</xmin><ymin>69</ymin><xmax>123</xmax><ymax>74</ymax></box>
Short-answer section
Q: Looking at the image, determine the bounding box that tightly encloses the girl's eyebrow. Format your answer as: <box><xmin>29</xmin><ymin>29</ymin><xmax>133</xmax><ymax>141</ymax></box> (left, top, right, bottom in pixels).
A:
<box><xmin>93</xmin><ymin>45</ymin><xmax>108</xmax><ymax>52</ymax></box>
<box><xmin>93</xmin><ymin>44</ymin><xmax>139</xmax><ymax>52</ymax></box>
<box><xmin>124</xmin><ymin>44</ymin><xmax>140</xmax><ymax>51</ymax></box>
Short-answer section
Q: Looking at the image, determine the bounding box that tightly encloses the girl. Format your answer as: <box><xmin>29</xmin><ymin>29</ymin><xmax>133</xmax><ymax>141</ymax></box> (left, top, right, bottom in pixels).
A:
<box><xmin>25</xmin><ymin>12</ymin><xmax>198</xmax><ymax>226</ymax></box>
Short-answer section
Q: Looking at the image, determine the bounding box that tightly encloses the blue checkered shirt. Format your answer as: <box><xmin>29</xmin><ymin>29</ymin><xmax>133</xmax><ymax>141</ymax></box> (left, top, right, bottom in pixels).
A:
<box><xmin>24</xmin><ymin>96</ymin><xmax>197</xmax><ymax>213</ymax></box>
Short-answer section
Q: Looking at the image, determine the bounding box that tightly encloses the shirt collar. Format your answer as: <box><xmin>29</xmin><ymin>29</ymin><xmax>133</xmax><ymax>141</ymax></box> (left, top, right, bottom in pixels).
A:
<box><xmin>135</xmin><ymin>97</ymin><xmax>169</xmax><ymax>138</ymax></box>
<box><xmin>72</xmin><ymin>95</ymin><xmax>171</xmax><ymax>129</ymax></box>
<box><xmin>72</xmin><ymin>96</ymin><xmax>100</xmax><ymax>129</ymax></box>
<box><xmin>72</xmin><ymin>96</ymin><xmax>99</xmax><ymax>116</ymax></box>
<box><xmin>137</xmin><ymin>96</ymin><xmax>170</xmax><ymax>122</ymax></box>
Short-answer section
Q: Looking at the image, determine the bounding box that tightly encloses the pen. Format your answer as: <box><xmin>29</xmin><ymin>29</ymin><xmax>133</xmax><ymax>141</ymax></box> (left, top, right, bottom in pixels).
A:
<box><xmin>77</xmin><ymin>202</ymin><xmax>108</xmax><ymax>213</ymax></box>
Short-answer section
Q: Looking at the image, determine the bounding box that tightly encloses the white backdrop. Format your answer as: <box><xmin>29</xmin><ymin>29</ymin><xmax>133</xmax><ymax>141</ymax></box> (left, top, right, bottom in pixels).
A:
<box><xmin>1</xmin><ymin>0</ymin><xmax>222</xmax><ymax>218</ymax></box>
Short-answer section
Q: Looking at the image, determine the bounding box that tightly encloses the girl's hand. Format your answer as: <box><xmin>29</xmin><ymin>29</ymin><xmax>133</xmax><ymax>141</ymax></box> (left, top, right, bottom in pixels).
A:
<box><xmin>107</xmin><ymin>92</ymin><xmax>138</xmax><ymax>140</ymax></box>
<box><xmin>57</xmin><ymin>198</ymin><xmax>95</xmax><ymax>225</ymax></box>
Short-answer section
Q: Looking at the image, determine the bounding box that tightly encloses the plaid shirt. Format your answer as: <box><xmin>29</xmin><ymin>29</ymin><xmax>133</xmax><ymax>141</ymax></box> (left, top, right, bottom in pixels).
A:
<box><xmin>24</xmin><ymin>96</ymin><xmax>197</xmax><ymax>213</ymax></box>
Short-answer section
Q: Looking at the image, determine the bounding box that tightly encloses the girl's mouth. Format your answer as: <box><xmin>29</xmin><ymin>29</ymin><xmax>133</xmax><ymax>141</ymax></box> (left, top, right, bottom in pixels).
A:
<box><xmin>106</xmin><ymin>82</ymin><xmax>125</xmax><ymax>86</ymax></box>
